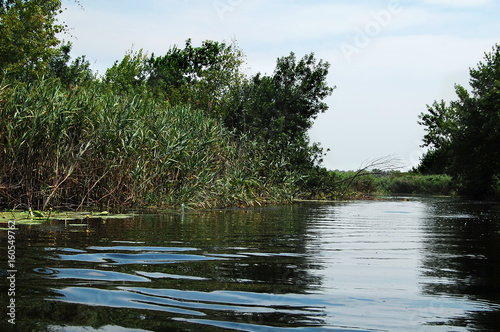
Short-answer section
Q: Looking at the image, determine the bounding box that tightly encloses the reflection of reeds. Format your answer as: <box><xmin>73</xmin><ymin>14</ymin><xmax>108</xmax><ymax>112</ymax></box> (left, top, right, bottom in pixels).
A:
<box><xmin>0</xmin><ymin>79</ymin><xmax>297</xmax><ymax>210</ymax></box>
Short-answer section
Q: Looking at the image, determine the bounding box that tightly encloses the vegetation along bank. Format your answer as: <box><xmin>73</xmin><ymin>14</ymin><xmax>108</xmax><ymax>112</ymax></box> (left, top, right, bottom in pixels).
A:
<box><xmin>1</xmin><ymin>0</ymin><xmax>332</xmax><ymax>210</ymax></box>
<box><xmin>1</xmin><ymin>1</ymin><xmax>499</xmax><ymax>212</ymax></box>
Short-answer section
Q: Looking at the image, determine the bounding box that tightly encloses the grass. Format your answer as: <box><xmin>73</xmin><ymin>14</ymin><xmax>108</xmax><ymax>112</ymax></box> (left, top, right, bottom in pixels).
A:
<box><xmin>0</xmin><ymin>78</ymin><xmax>298</xmax><ymax>211</ymax></box>
<box><xmin>334</xmin><ymin>171</ymin><xmax>455</xmax><ymax>197</ymax></box>
<box><xmin>375</xmin><ymin>173</ymin><xmax>454</xmax><ymax>195</ymax></box>
<box><xmin>301</xmin><ymin>169</ymin><xmax>455</xmax><ymax>200</ymax></box>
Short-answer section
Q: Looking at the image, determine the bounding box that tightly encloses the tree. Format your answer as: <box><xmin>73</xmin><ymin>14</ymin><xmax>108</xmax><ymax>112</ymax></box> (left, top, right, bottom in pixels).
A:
<box><xmin>417</xmin><ymin>100</ymin><xmax>457</xmax><ymax>174</ymax></box>
<box><xmin>227</xmin><ymin>52</ymin><xmax>333</xmax><ymax>141</ymax></box>
<box><xmin>223</xmin><ymin>52</ymin><xmax>334</xmax><ymax>171</ymax></box>
<box><xmin>418</xmin><ymin>44</ymin><xmax>500</xmax><ymax>198</ymax></box>
<box><xmin>48</xmin><ymin>42</ymin><xmax>94</xmax><ymax>87</ymax></box>
<box><xmin>104</xmin><ymin>49</ymin><xmax>150</xmax><ymax>97</ymax></box>
<box><xmin>0</xmin><ymin>0</ymin><xmax>67</xmax><ymax>80</ymax></box>
<box><xmin>103</xmin><ymin>39</ymin><xmax>246</xmax><ymax>114</ymax></box>
<box><xmin>273</xmin><ymin>52</ymin><xmax>333</xmax><ymax>137</ymax></box>
<box><xmin>145</xmin><ymin>39</ymin><xmax>246</xmax><ymax>113</ymax></box>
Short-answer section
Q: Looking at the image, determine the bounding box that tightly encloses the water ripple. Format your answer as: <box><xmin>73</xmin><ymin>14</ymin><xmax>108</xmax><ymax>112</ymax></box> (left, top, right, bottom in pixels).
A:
<box><xmin>35</xmin><ymin>268</ymin><xmax>150</xmax><ymax>282</ymax></box>
<box><xmin>55</xmin><ymin>249</ymin><xmax>224</xmax><ymax>265</ymax></box>
<box><xmin>121</xmin><ymin>287</ymin><xmax>331</xmax><ymax>309</ymax></box>
<box><xmin>135</xmin><ymin>271</ymin><xmax>208</xmax><ymax>281</ymax></box>
<box><xmin>88</xmin><ymin>246</ymin><xmax>199</xmax><ymax>252</ymax></box>
<box><xmin>52</xmin><ymin>287</ymin><xmax>205</xmax><ymax>316</ymax></box>
<box><xmin>52</xmin><ymin>286</ymin><xmax>329</xmax><ymax>319</ymax></box>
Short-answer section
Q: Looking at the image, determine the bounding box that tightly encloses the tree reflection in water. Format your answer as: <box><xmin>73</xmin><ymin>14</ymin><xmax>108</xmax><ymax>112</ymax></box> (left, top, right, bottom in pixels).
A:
<box><xmin>420</xmin><ymin>199</ymin><xmax>500</xmax><ymax>331</ymax></box>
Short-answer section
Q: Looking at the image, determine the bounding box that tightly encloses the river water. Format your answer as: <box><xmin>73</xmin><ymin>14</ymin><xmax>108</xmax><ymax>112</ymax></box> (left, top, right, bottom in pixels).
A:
<box><xmin>1</xmin><ymin>196</ymin><xmax>500</xmax><ymax>331</ymax></box>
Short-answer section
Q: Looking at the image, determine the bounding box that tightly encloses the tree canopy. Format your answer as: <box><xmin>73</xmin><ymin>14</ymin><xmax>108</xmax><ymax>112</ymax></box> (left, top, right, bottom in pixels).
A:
<box><xmin>418</xmin><ymin>44</ymin><xmax>500</xmax><ymax>198</ymax></box>
<box><xmin>220</xmin><ymin>52</ymin><xmax>334</xmax><ymax>173</ymax></box>
<box><xmin>0</xmin><ymin>0</ymin><xmax>67</xmax><ymax>79</ymax></box>
<box><xmin>225</xmin><ymin>52</ymin><xmax>333</xmax><ymax>140</ymax></box>
<box><xmin>104</xmin><ymin>39</ymin><xmax>246</xmax><ymax>113</ymax></box>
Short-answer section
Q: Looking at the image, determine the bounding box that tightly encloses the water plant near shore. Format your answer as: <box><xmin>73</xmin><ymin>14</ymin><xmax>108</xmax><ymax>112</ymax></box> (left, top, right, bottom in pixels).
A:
<box><xmin>0</xmin><ymin>78</ymin><xmax>298</xmax><ymax>211</ymax></box>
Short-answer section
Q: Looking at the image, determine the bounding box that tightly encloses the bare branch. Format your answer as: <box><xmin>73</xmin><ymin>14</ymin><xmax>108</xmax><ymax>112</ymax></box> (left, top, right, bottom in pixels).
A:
<box><xmin>336</xmin><ymin>155</ymin><xmax>404</xmax><ymax>192</ymax></box>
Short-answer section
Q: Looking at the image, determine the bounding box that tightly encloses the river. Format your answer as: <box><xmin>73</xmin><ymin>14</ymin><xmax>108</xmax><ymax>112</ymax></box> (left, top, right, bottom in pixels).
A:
<box><xmin>1</xmin><ymin>196</ymin><xmax>500</xmax><ymax>331</ymax></box>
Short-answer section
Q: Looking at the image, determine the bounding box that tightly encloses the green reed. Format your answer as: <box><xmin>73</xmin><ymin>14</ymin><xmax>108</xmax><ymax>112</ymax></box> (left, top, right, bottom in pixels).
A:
<box><xmin>0</xmin><ymin>78</ymin><xmax>298</xmax><ymax>210</ymax></box>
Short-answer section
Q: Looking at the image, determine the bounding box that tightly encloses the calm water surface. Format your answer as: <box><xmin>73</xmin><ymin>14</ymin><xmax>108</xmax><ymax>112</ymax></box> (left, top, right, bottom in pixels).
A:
<box><xmin>1</xmin><ymin>196</ymin><xmax>500</xmax><ymax>331</ymax></box>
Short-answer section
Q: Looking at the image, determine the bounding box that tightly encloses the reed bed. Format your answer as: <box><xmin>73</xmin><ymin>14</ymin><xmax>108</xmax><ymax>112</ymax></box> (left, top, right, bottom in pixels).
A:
<box><xmin>375</xmin><ymin>173</ymin><xmax>453</xmax><ymax>195</ymax></box>
<box><xmin>328</xmin><ymin>171</ymin><xmax>454</xmax><ymax>197</ymax></box>
<box><xmin>0</xmin><ymin>78</ymin><xmax>298</xmax><ymax>210</ymax></box>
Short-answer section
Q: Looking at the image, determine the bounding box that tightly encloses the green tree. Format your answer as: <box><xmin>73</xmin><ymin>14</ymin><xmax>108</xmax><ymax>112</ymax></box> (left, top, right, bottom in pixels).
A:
<box><xmin>0</xmin><ymin>0</ymin><xmax>67</xmax><ymax>79</ymax></box>
<box><xmin>417</xmin><ymin>100</ymin><xmax>457</xmax><ymax>174</ymax></box>
<box><xmin>418</xmin><ymin>44</ymin><xmax>500</xmax><ymax>198</ymax></box>
<box><xmin>226</xmin><ymin>52</ymin><xmax>333</xmax><ymax>141</ymax></box>
<box><xmin>104</xmin><ymin>39</ymin><xmax>246</xmax><ymax>113</ymax></box>
<box><xmin>225</xmin><ymin>53</ymin><xmax>333</xmax><ymax>140</ymax></box>
<box><xmin>145</xmin><ymin>39</ymin><xmax>246</xmax><ymax>112</ymax></box>
<box><xmin>104</xmin><ymin>48</ymin><xmax>150</xmax><ymax>97</ymax></box>
<box><xmin>223</xmin><ymin>52</ymin><xmax>334</xmax><ymax>172</ymax></box>
<box><xmin>47</xmin><ymin>42</ymin><xmax>94</xmax><ymax>87</ymax></box>
<box><xmin>103</xmin><ymin>42</ymin><xmax>334</xmax><ymax>189</ymax></box>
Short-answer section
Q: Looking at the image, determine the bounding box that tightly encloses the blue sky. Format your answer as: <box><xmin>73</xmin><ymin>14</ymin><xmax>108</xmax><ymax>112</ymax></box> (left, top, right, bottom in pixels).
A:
<box><xmin>59</xmin><ymin>0</ymin><xmax>500</xmax><ymax>170</ymax></box>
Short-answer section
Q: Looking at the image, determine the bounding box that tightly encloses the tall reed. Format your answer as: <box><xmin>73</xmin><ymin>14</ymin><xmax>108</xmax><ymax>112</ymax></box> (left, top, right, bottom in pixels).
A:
<box><xmin>0</xmin><ymin>78</ymin><xmax>298</xmax><ymax>210</ymax></box>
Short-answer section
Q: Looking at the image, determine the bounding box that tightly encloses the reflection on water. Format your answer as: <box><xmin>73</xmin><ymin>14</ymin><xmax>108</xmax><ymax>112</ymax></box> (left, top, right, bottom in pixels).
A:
<box><xmin>420</xmin><ymin>200</ymin><xmax>500</xmax><ymax>331</ymax></box>
<box><xmin>1</xmin><ymin>197</ymin><xmax>500</xmax><ymax>331</ymax></box>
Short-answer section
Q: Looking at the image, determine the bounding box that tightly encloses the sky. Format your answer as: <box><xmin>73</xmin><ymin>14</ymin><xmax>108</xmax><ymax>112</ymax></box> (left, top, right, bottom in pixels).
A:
<box><xmin>59</xmin><ymin>0</ymin><xmax>500</xmax><ymax>171</ymax></box>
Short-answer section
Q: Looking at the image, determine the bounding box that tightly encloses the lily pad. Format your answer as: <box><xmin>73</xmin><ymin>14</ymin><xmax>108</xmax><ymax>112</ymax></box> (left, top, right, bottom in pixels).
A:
<box><xmin>0</xmin><ymin>210</ymin><xmax>134</xmax><ymax>224</ymax></box>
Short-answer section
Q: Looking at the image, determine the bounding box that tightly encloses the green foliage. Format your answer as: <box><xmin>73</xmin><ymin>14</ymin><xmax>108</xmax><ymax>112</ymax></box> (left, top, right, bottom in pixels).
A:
<box><xmin>0</xmin><ymin>0</ymin><xmax>335</xmax><ymax>209</ymax></box>
<box><xmin>224</xmin><ymin>52</ymin><xmax>333</xmax><ymax>140</ymax></box>
<box><xmin>298</xmin><ymin>168</ymin><xmax>378</xmax><ymax>200</ymax></box>
<box><xmin>418</xmin><ymin>44</ymin><xmax>500</xmax><ymax>199</ymax></box>
<box><xmin>223</xmin><ymin>52</ymin><xmax>334</xmax><ymax>176</ymax></box>
<box><xmin>306</xmin><ymin>171</ymin><xmax>455</xmax><ymax>198</ymax></box>
<box><xmin>327</xmin><ymin>171</ymin><xmax>378</xmax><ymax>199</ymax></box>
<box><xmin>103</xmin><ymin>48</ymin><xmax>150</xmax><ymax>98</ymax></box>
<box><xmin>415</xmin><ymin>147</ymin><xmax>450</xmax><ymax>175</ymax></box>
<box><xmin>375</xmin><ymin>173</ymin><xmax>454</xmax><ymax>195</ymax></box>
<box><xmin>0</xmin><ymin>0</ymin><xmax>67</xmax><ymax>80</ymax></box>
<box><xmin>103</xmin><ymin>42</ymin><xmax>335</xmax><ymax>198</ymax></box>
<box><xmin>48</xmin><ymin>42</ymin><xmax>94</xmax><ymax>87</ymax></box>
<box><xmin>299</xmin><ymin>167</ymin><xmax>337</xmax><ymax>199</ymax></box>
<box><xmin>104</xmin><ymin>39</ymin><xmax>246</xmax><ymax>113</ymax></box>
<box><xmin>0</xmin><ymin>78</ymin><xmax>298</xmax><ymax>210</ymax></box>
